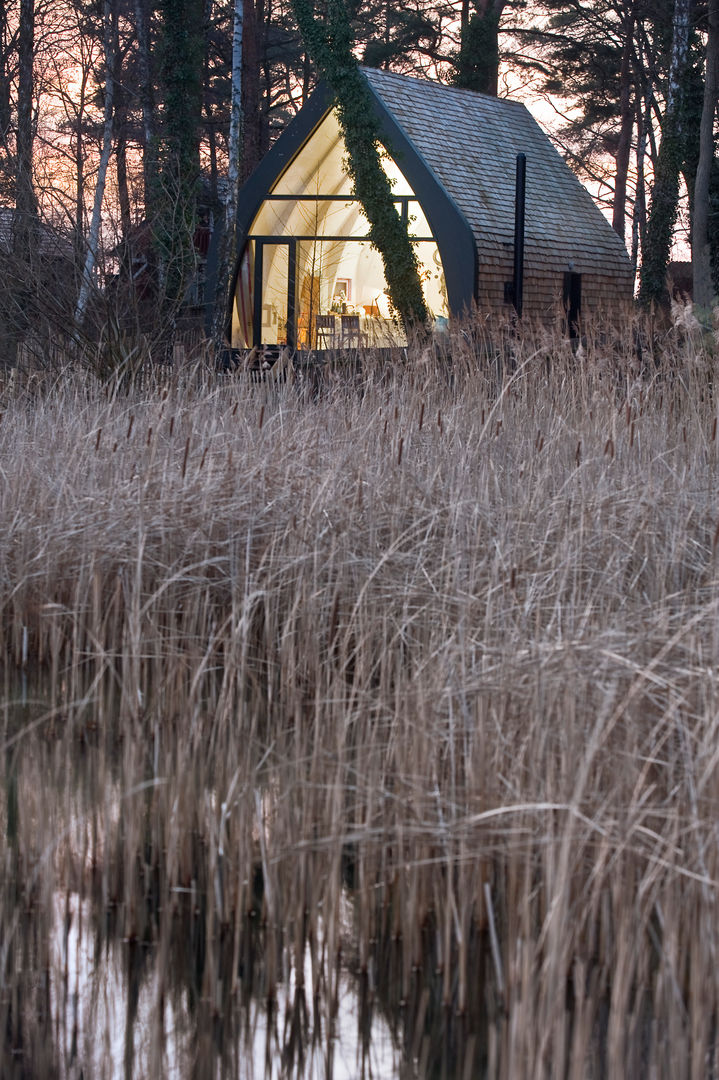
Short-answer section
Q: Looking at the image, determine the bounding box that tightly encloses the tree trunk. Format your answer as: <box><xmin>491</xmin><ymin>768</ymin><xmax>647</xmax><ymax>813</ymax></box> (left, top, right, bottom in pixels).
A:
<box><xmin>114</xmin><ymin>84</ymin><xmax>132</xmax><ymax>249</ymax></box>
<box><xmin>15</xmin><ymin>0</ymin><xmax>37</xmax><ymax>236</ymax></box>
<box><xmin>612</xmin><ymin>3</ymin><xmax>636</xmax><ymax>240</ymax></box>
<box><xmin>242</xmin><ymin>0</ymin><xmax>262</xmax><ymax>178</ymax></box>
<box><xmin>227</xmin><ymin>0</ymin><xmax>243</xmax><ymax>231</ymax></box>
<box><xmin>638</xmin><ymin>0</ymin><xmax>695</xmax><ymax>306</ymax></box>
<box><xmin>134</xmin><ymin>0</ymin><xmax>156</xmax><ymax>218</ymax></box>
<box><xmin>75</xmin><ymin>0</ymin><xmax>116</xmax><ymax>327</ymax></box>
<box><xmin>0</xmin><ymin>3</ymin><xmax>12</xmax><ymax>170</ymax></box>
<box><xmin>453</xmin><ymin>0</ymin><xmax>506</xmax><ymax>96</ymax></box>
<box><xmin>632</xmin><ymin>93</ymin><xmax>650</xmax><ymax>273</ymax></box>
<box><xmin>202</xmin><ymin>0</ymin><xmax>218</xmax><ymax>206</ymax></box>
<box><xmin>5</xmin><ymin>0</ymin><xmax>37</xmax><ymax>365</ymax></box>
<box><xmin>692</xmin><ymin>0</ymin><xmax>719</xmax><ymax>312</ymax></box>
<box><xmin>73</xmin><ymin>64</ymin><xmax>89</xmax><ymax>263</ymax></box>
<box><xmin>156</xmin><ymin>0</ymin><xmax>205</xmax><ymax>312</ymax></box>
<box><xmin>259</xmin><ymin>0</ymin><xmax>271</xmax><ymax>156</ymax></box>
<box><xmin>211</xmin><ymin>0</ymin><xmax>243</xmax><ymax>344</ymax></box>
<box><xmin>201</xmin><ymin>0</ymin><xmax>219</xmax><ymax>208</ymax></box>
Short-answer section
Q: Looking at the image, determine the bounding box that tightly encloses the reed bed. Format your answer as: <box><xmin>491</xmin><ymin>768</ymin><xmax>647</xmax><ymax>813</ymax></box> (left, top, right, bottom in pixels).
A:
<box><xmin>2</xmin><ymin>313</ymin><xmax>719</xmax><ymax>1078</ymax></box>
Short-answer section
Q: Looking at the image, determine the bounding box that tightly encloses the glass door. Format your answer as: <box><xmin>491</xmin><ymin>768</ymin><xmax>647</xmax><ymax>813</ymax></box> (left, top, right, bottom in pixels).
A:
<box><xmin>252</xmin><ymin>240</ymin><xmax>297</xmax><ymax>348</ymax></box>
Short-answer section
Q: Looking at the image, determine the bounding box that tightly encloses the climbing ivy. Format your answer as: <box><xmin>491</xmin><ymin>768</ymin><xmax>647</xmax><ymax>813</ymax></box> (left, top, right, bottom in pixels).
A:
<box><xmin>637</xmin><ymin>119</ymin><xmax>683</xmax><ymax>307</ymax></box>
<box><xmin>292</xmin><ymin>0</ymin><xmax>429</xmax><ymax>331</ymax></box>
<box><xmin>638</xmin><ymin>0</ymin><xmax>697</xmax><ymax>308</ymax></box>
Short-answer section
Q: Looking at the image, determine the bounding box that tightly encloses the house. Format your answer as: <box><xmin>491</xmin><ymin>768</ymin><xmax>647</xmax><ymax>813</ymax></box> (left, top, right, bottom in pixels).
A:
<box><xmin>228</xmin><ymin>67</ymin><xmax>633</xmax><ymax>351</ymax></box>
<box><xmin>0</xmin><ymin>207</ymin><xmax>72</xmax><ymax>257</ymax></box>
<box><xmin>0</xmin><ymin>207</ymin><xmax>78</xmax><ymax>363</ymax></box>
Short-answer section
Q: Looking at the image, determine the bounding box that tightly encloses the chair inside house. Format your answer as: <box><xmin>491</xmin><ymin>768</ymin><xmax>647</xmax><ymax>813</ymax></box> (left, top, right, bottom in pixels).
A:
<box><xmin>340</xmin><ymin>314</ymin><xmax>362</xmax><ymax>347</ymax></box>
<box><xmin>315</xmin><ymin>314</ymin><xmax>336</xmax><ymax>349</ymax></box>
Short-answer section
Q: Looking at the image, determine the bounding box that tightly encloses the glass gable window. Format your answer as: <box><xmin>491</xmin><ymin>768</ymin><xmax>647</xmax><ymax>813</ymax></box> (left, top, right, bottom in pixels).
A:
<box><xmin>232</xmin><ymin>109</ymin><xmax>449</xmax><ymax>349</ymax></box>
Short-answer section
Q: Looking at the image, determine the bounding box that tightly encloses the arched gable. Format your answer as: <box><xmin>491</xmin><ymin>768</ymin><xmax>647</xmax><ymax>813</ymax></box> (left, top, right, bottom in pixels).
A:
<box><xmin>228</xmin><ymin>79</ymin><xmax>477</xmax><ymax>348</ymax></box>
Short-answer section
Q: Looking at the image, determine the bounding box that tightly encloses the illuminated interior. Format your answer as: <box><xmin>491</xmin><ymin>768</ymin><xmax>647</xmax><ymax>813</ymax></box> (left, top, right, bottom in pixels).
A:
<box><xmin>232</xmin><ymin>109</ymin><xmax>449</xmax><ymax>349</ymax></box>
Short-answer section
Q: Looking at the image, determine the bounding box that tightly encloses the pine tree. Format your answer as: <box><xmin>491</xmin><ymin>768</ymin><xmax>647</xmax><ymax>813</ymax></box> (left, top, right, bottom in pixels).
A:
<box><xmin>452</xmin><ymin>0</ymin><xmax>509</xmax><ymax>96</ymax></box>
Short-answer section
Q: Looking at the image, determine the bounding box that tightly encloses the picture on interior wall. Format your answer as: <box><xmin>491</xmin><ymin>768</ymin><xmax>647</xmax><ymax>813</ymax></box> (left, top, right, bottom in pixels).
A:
<box><xmin>334</xmin><ymin>278</ymin><xmax>351</xmax><ymax>304</ymax></box>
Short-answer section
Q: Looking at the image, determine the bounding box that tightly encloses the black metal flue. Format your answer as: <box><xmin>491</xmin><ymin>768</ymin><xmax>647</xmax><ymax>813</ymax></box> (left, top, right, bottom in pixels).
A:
<box><xmin>513</xmin><ymin>153</ymin><xmax>526</xmax><ymax>318</ymax></box>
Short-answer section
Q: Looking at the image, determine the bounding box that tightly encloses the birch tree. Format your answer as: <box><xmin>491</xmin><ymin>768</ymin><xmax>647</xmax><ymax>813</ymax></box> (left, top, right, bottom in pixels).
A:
<box><xmin>692</xmin><ymin>0</ymin><xmax>719</xmax><ymax>313</ymax></box>
<box><xmin>75</xmin><ymin>0</ymin><xmax>116</xmax><ymax>326</ymax></box>
<box><xmin>211</xmin><ymin>0</ymin><xmax>242</xmax><ymax>343</ymax></box>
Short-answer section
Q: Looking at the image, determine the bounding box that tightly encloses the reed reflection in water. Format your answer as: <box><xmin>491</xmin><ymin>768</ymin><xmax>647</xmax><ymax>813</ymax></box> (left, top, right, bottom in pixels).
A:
<box><xmin>50</xmin><ymin>889</ymin><xmax>399</xmax><ymax>1078</ymax></box>
<box><xmin>3</xmin><ymin>687</ymin><xmax>482</xmax><ymax>1080</ymax></box>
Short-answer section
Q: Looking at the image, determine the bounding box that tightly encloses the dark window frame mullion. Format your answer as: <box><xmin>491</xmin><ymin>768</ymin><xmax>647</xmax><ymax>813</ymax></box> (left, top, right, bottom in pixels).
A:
<box><xmin>252</xmin><ymin>240</ymin><xmax>263</xmax><ymax>348</ymax></box>
<box><xmin>248</xmin><ymin>233</ymin><xmax>435</xmax><ymax>244</ymax></box>
<box><xmin>264</xmin><ymin>194</ymin><xmax>421</xmax><ymax>204</ymax></box>
<box><xmin>287</xmin><ymin>240</ymin><xmax>297</xmax><ymax>350</ymax></box>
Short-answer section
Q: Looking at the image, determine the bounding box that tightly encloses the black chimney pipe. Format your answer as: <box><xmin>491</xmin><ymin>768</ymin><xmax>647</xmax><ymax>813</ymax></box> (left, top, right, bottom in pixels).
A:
<box><xmin>513</xmin><ymin>153</ymin><xmax>526</xmax><ymax>319</ymax></box>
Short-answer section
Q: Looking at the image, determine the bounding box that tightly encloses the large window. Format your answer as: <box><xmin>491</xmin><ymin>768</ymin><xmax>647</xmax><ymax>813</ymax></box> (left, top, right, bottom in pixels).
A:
<box><xmin>233</xmin><ymin>110</ymin><xmax>449</xmax><ymax>349</ymax></box>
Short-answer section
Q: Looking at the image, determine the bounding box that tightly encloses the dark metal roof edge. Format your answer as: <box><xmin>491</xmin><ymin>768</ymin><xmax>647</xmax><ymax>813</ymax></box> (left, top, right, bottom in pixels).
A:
<box><xmin>226</xmin><ymin>83</ymin><xmax>335</xmax><ymax>335</ymax></box>
<box><xmin>235</xmin><ymin>82</ymin><xmax>335</xmax><ymax>243</ymax></box>
<box><xmin>361</xmin><ymin>71</ymin><xmax>477</xmax><ymax>314</ymax></box>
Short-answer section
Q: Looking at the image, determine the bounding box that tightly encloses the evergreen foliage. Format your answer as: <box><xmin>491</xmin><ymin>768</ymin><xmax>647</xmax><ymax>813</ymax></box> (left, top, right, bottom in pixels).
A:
<box><xmin>452</xmin><ymin>5</ymin><xmax>501</xmax><ymax>95</ymax></box>
<box><xmin>516</xmin><ymin>1</ymin><xmax>667</xmax><ymax>188</ymax></box>
<box><xmin>7</xmin><ymin>0</ymin><xmax>719</xmax><ymax>349</ymax></box>
<box><xmin>361</xmin><ymin>6</ymin><xmax>440</xmax><ymax>72</ymax></box>
<box><xmin>637</xmin><ymin>118</ymin><xmax>684</xmax><ymax>305</ymax></box>
<box><xmin>291</xmin><ymin>0</ymin><xmax>429</xmax><ymax>330</ymax></box>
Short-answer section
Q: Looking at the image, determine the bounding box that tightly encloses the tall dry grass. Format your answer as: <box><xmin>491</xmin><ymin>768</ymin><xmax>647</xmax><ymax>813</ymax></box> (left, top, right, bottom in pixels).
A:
<box><xmin>2</xmin><ymin>312</ymin><xmax>719</xmax><ymax>1077</ymax></box>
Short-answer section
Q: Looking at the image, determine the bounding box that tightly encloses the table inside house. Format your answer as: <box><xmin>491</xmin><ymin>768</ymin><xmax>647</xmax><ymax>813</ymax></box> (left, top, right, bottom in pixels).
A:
<box><xmin>300</xmin><ymin>308</ymin><xmax>402</xmax><ymax>349</ymax></box>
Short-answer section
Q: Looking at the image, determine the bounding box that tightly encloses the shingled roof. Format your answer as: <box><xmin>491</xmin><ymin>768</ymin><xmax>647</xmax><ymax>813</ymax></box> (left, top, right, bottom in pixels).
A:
<box><xmin>362</xmin><ymin>67</ymin><xmax>631</xmax><ymax>281</ymax></box>
<box><xmin>0</xmin><ymin>207</ymin><xmax>74</xmax><ymax>261</ymax></box>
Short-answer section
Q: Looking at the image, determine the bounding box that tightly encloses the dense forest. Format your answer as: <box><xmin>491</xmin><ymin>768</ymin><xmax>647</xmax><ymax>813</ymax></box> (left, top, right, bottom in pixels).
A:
<box><xmin>1</xmin><ymin>0</ymin><xmax>718</xmax><ymax>363</ymax></box>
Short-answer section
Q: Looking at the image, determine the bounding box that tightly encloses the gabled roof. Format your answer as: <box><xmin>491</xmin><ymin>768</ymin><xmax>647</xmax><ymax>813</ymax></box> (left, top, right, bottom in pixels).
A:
<box><xmin>0</xmin><ymin>207</ymin><xmax>74</xmax><ymax>260</ymax></box>
<box><xmin>362</xmin><ymin>67</ymin><xmax>631</xmax><ymax>273</ymax></box>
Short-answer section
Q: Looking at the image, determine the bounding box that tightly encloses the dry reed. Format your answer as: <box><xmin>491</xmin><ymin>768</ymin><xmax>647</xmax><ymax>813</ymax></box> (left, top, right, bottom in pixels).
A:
<box><xmin>2</xmin><ymin>311</ymin><xmax>719</xmax><ymax>1077</ymax></box>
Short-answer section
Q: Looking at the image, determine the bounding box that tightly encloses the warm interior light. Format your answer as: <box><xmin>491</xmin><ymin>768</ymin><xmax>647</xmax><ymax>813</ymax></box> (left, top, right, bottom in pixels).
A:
<box><xmin>232</xmin><ymin>108</ymin><xmax>449</xmax><ymax>349</ymax></box>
